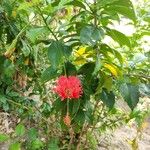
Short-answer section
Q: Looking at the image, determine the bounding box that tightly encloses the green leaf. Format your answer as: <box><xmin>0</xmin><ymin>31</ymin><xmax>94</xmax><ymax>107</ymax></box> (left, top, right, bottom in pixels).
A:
<box><xmin>0</xmin><ymin>94</ymin><xmax>7</xmax><ymax>104</ymax></box>
<box><xmin>26</xmin><ymin>27</ymin><xmax>49</xmax><ymax>43</ymax></box>
<box><xmin>9</xmin><ymin>142</ymin><xmax>21</xmax><ymax>150</ymax></box>
<box><xmin>74</xmin><ymin>109</ymin><xmax>85</xmax><ymax>125</ymax></box>
<box><xmin>41</xmin><ymin>102</ymin><xmax>51</xmax><ymax>117</ymax></box>
<box><xmin>48</xmin><ymin>138</ymin><xmax>59</xmax><ymax>150</ymax></box>
<box><xmin>15</xmin><ymin>124</ymin><xmax>25</xmax><ymax>136</ymax></box>
<box><xmin>98</xmin><ymin>0</ymin><xmax>118</xmax><ymax>7</ymax></box>
<box><xmin>66</xmin><ymin>0</ymin><xmax>86</xmax><ymax>9</ymax></box>
<box><xmin>17</xmin><ymin>2</ymin><xmax>32</xmax><ymax>11</ymax></box>
<box><xmin>48</xmin><ymin>41</ymin><xmax>63</xmax><ymax>68</ymax></box>
<box><xmin>100</xmin><ymin>88</ymin><xmax>115</xmax><ymax>109</ymax></box>
<box><xmin>72</xmin><ymin>99</ymin><xmax>80</xmax><ymax>115</ymax></box>
<box><xmin>3</xmin><ymin>60</ymin><xmax>15</xmax><ymax>77</ymax></box>
<box><xmin>107</xmin><ymin>29</ymin><xmax>131</xmax><ymax>47</ymax></box>
<box><xmin>103</xmin><ymin>77</ymin><xmax>113</xmax><ymax>92</ymax></box>
<box><xmin>87</xmin><ymin>132</ymin><xmax>97</xmax><ymax>149</ymax></box>
<box><xmin>109</xmin><ymin>5</ymin><xmax>136</xmax><ymax>22</ymax></box>
<box><xmin>78</xmin><ymin>62</ymin><xmax>95</xmax><ymax>78</ymax></box>
<box><xmin>120</xmin><ymin>83</ymin><xmax>140</xmax><ymax>110</ymax></box>
<box><xmin>100</xmin><ymin>44</ymin><xmax>123</xmax><ymax>65</ymax></box>
<box><xmin>105</xmin><ymin>0</ymin><xmax>136</xmax><ymax>22</ymax></box>
<box><xmin>0</xmin><ymin>134</ymin><xmax>9</xmax><ymax>142</ymax></box>
<box><xmin>112</xmin><ymin>0</ymin><xmax>134</xmax><ymax>8</ymax></box>
<box><xmin>139</xmin><ymin>84</ymin><xmax>150</xmax><ymax>97</ymax></box>
<box><xmin>31</xmin><ymin>138</ymin><xmax>43</xmax><ymax>149</ymax></box>
<box><xmin>28</xmin><ymin>128</ymin><xmax>38</xmax><ymax>141</ymax></box>
<box><xmin>80</xmin><ymin>26</ymin><xmax>104</xmax><ymax>46</ymax></box>
<box><xmin>63</xmin><ymin>62</ymin><xmax>77</xmax><ymax>76</ymax></box>
<box><xmin>93</xmin><ymin>57</ymin><xmax>102</xmax><ymax>75</ymax></box>
<box><xmin>48</xmin><ymin>41</ymin><xmax>72</xmax><ymax>68</ymax></box>
<box><xmin>52</xmin><ymin>98</ymin><xmax>65</xmax><ymax>113</ymax></box>
<box><xmin>41</xmin><ymin>67</ymin><xmax>58</xmax><ymax>83</ymax></box>
<box><xmin>21</xmin><ymin>40</ymin><xmax>30</xmax><ymax>57</ymax></box>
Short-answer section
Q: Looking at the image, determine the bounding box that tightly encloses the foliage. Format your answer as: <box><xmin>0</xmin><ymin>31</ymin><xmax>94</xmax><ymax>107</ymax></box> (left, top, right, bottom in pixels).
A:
<box><xmin>0</xmin><ymin>0</ymin><xmax>149</xmax><ymax>149</ymax></box>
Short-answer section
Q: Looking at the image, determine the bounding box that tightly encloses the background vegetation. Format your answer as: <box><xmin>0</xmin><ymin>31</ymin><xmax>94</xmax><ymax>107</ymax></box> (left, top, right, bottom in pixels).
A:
<box><xmin>0</xmin><ymin>0</ymin><xmax>149</xmax><ymax>149</ymax></box>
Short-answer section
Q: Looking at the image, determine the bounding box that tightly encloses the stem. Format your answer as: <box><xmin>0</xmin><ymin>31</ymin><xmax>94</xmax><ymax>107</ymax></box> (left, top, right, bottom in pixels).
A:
<box><xmin>63</xmin><ymin>61</ymin><xmax>67</xmax><ymax>76</ymax></box>
<box><xmin>93</xmin><ymin>0</ymin><xmax>97</xmax><ymax>27</ymax></box>
<box><xmin>36</xmin><ymin>6</ymin><xmax>58</xmax><ymax>41</ymax></box>
<box><xmin>76</xmin><ymin>123</ymin><xmax>87</xmax><ymax>150</ymax></box>
<box><xmin>67</xmin><ymin>99</ymin><xmax>69</xmax><ymax>115</ymax></box>
<box><xmin>68</xmin><ymin>127</ymin><xmax>74</xmax><ymax>150</ymax></box>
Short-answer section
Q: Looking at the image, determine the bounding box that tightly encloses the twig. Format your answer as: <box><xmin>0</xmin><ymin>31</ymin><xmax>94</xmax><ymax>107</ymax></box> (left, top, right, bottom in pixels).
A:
<box><xmin>76</xmin><ymin>123</ymin><xmax>87</xmax><ymax>150</ymax></box>
<box><xmin>36</xmin><ymin>6</ymin><xmax>58</xmax><ymax>41</ymax></box>
<box><xmin>68</xmin><ymin>126</ymin><xmax>74</xmax><ymax>150</ymax></box>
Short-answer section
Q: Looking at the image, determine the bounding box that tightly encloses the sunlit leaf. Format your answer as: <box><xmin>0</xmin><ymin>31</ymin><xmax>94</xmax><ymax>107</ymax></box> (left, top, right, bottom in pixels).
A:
<box><xmin>104</xmin><ymin>63</ymin><xmax>118</xmax><ymax>77</ymax></box>
<box><xmin>66</xmin><ymin>0</ymin><xmax>86</xmax><ymax>9</ymax></box>
<box><xmin>103</xmin><ymin>77</ymin><xmax>113</xmax><ymax>92</ymax></box>
<box><xmin>15</xmin><ymin>124</ymin><xmax>25</xmax><ymax>136</ymax></box>
<box><xmin>9</xmin><ymin>142</ymin><xmax>21</xmax><ymax>150</ymax></box>
<box><xmin>0</xmin><ymin>134</ymin><xmax>9</xmax><ymax>142</ymax></box>
<box><xmin>107</xmin><ymin>29</ymin><xmax>131</xmax><ymax>47</ymax></box>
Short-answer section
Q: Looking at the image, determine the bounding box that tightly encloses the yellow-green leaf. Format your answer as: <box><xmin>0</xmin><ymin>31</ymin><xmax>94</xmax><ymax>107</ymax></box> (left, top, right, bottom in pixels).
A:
<box><xmin>104</xmin><ymin>63</ymin><xmax>118</xmax><ymax>77</ymax></box>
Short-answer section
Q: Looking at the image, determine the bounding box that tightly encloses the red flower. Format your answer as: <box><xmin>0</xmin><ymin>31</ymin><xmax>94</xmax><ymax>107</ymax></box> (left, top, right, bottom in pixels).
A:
<box><xmin>54</xmin><ymin>76</ymin><xmax>82</xmax><ymax>100</ymax></box>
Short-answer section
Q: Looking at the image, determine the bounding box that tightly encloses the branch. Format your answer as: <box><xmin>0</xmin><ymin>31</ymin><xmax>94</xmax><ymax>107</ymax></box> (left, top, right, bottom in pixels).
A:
<box><xmin>126</xmin><ymin>73</ymin><xmax>150</xmax><ymax>79</ymax></box>
<box><xmin>36</xmin><ymin>6</ymin><xmax>58</xmax><ymax>41</ymax></box>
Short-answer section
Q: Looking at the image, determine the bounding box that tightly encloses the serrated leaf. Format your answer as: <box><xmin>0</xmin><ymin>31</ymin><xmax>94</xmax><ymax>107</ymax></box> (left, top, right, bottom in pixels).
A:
<box><xmin>100</xmin><ymin>88</ymin><xmax>115</xmax><ymax>109</ymax></box>
<box><xmin>120</xmin><ymin>83</ymin><xmax>140</xmax><ymax>110</ymax></box>
<box><xmin>15</xmin><ymin>124</ymin><xmax>25</xmax><ymax>136</ymax></box>
<box><xmin>80</xmin><ymin>26</ymin><xmax>104</xmax><ymax>46</ymax></box>
<box><xmin>0</xmin><ymin>134</ymin><xmax>9</xmax><ymax>142</ymax></box>
<box><xmin>41</xmin><ymin>67</ymin><xmax>58</xmax><ymax>83</ymax></box>
<box><xmin>107</xmin><ymin>29</ymin><xmax>131</xmax><ymax>47</ymax></box>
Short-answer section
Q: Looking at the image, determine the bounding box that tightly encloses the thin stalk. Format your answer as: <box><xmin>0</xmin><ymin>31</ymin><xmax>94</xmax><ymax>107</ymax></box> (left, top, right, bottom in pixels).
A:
<box><xmin>67</xmin><ymin>99</ymin><xmax>69</xmax><ymax>115</ymax></box>
<box><xmin>36</xmin><ymin>6</ymin><xmax>58</xmax><ymax>41</ymax></box>
<box><xmin>93</xmin><ymin>0</ymin><xmax>97</xmax><ymax>27</ymax></box>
